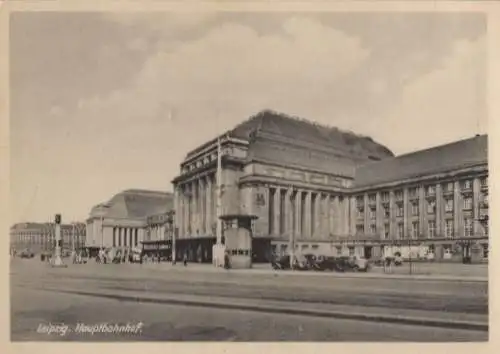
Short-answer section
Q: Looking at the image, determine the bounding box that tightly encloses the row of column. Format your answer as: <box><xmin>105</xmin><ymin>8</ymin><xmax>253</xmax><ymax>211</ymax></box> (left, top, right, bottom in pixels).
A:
<box><xmin>175</xmin><ymin>173</ymin><xmax>216</xmax><ymax>238</ymax></box>
<box><xmin>268</xmin><ymin>187</ymin><xmax>349</xmax><ymax>239</ymax></box>
<box><xmin>148</xmin><ymin>224</ymin><xmax>167</xmax><ymax>241</ymax></box>
<box><xmin>112</xmin><ymin>227</ymin><xmax>139</xmax><ymax>248</ymax></box>
<box><xmin>352</xmin><ymin>176</ymin><xmax>487</xmax><ymax>240</ymax></box>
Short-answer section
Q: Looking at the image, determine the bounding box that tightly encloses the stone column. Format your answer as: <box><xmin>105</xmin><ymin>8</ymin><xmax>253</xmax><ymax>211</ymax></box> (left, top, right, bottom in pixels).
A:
<box><xmin>403</xmin><ymin>188</ymin><xmax>409</xmax><ymax>239</ymax></box>
<box><xmin>284</xmin><ymin>188</ymin><xmax>292</xmax><ymax>237</ymax></box>
<box><xmin>333</xmin><ymin>195</ymin><xmax>340</xmax><ymax>237</ymax></box>
<box><xmin>296</xmin><ymin>190</ymin><xmax>302</xmax><ymax>239</ymax></box>
<box><xmin>304</xmin><ymin>191</ymin><xmax>312</xmax><ymax>238</ymax></box>
<box><xmin>349</xmin><ymin>196</ymin><xmax>356</xmax><ymax>237</ymax></box>
<box><xmin>454</xmin><ymin>180</ymin><xmax>462</xmax><ymax>239</ymax></box>
<box><xmin>436</xmin><ymin>183</ymin><xmax>444</xmax><ymax>237</ymax></box>
<box><xmin>473</xmin><ymin>177</ymin><xmax>481</xmax><ymax>235</ymax></box>
<box><xmin>389</xmin><ymin>190</ymin><xmax>395</xmax><ymax>239</ymax></box>
<box><xmin>314</xmin><ymin>193</ymin><xmax>322</xmax><ymax>238</ymax></box>
<box><xmin>206</xmin><ymin>175</ymin><xmax>213</xmax><ymax>236</ymax></box>
<box><xmin>375</xmin><ymin>192</ymin><xmax>382</xmax><ymax>239</ymax></box>
<box><xmin>363</xmin><ymin>193</ymin><xmax>369</xmax><ymax>235</ymax></box>
<box><xmin>174</xmin><ymin>186</ymin><xmax>181</xmax><ymax>238</ymax></box>
<box><xmin>273</xmin><ymin>187</ymin><xmax>281</xmax><ymax>236</ymax></box>
<box><xmin>419</xmin><ymin>185</ymin><xmax>426</xmax><ymax>239</ymax></box>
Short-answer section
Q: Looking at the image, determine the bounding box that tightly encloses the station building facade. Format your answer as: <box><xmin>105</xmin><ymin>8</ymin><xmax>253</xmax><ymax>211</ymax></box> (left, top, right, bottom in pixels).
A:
<box><xmin>10</xmin><ymin>222</ymin><xmax>86</xmax><ymax>254</ymax></box>
<box><xmin>85</xmin><ymin>189</ymin><xmax>173</xmax><ymax>250</ymax></box>
<box><xmin>172</xmin><ymin>110</ymin><xmax>489</xmax><ymax>263</ymax></box>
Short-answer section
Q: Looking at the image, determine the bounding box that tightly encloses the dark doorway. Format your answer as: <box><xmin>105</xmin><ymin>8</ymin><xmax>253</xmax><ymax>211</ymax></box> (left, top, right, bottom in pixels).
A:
<box><xmin>364</xmin><ymin>246</ymin><xmax>373</xmax><ymax>259</ymax></box>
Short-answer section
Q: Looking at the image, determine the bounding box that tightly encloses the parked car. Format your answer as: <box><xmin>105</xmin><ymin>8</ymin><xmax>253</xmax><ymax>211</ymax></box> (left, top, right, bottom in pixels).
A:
<box><xmin>312</xmin><ymin>255</ymin><xmax>344</xmax><ymax>271</ymax></box>
<box><xmin>19</xmin><ymin>249</ymin><xmax>34</xmax><ymax>259</ymax></box>
<box><xmin>334</xmin><ymin>256</ymin><xmax>370</xmax><ymax>272</ymax></box>
<box><xmin>271</xmin><ymin>254</ymin><xmax>310</xmax><ymax>270</ymax></box>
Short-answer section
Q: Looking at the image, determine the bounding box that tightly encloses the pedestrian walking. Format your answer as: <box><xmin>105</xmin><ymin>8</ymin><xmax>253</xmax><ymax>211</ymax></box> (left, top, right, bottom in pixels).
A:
<box><xmin>183</xmin><ymin>253</ymin><xmax>188</xmax><ymax>266</ymax></box>
<box><xmin>224</xmin><ymin>251</ymin><xmax>230</xmax><ymax>270</ymax></box>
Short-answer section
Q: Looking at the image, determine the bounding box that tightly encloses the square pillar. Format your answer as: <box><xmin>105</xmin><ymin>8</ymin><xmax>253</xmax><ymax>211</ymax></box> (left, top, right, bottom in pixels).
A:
<box><xmin>273</xmin><ymin>187</ymin><xmax>281</xmax><ymax>236</ymax></box>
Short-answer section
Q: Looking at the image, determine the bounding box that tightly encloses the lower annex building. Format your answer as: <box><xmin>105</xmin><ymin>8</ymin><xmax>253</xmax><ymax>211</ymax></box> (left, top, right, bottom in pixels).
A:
<box><xmin>171</xmin><ymin>110</ymin><xmax>489</xmax><ymax>263</ymax></box>
<box><xmin>85</xmin><ymin>189</ymin><xmax>174</xmax><ymax>254</ymax></box>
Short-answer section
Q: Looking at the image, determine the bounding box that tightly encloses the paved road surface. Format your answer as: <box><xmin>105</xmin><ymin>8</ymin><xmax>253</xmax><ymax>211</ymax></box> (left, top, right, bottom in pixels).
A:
<box><xmin>10</xmin><ymin>259</ymin><xmax>488</xmax><ymax>341</ymax></box>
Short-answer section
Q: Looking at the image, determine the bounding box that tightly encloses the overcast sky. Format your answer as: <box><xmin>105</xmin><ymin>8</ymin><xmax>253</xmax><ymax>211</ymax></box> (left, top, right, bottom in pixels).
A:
<box><xmin>10</xmin><ymin>11</ymin><xmax>487</xmax><ymax>223</ymax></box>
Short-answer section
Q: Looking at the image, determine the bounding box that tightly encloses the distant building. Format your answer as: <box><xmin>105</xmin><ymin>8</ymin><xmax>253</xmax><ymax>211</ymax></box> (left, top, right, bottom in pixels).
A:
<box><xmin>85</xmin><ymin>189</ymin><xmax>174</xmax><ymax>249</ymax></box>
<box><xmin>171</xmin><ymin>110</ymin><xmax>488</xmax><ymax>263</ymax></box>
<box><xmin>10</xmin><ymin>222</ymin><xmax>86</xmax><ymax>254</ymax></box>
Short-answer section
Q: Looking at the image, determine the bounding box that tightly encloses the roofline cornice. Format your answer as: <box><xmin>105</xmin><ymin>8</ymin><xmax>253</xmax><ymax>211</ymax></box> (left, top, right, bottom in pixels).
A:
<box><xmin>351</xmin><ymin>163</ymin><xmax>488</xmax><ymax>193</ymax></box>
<box><xmin>182</xmin><ymin>136</ymin><xmax>249</xmax><ymax>165</ymax></box>
<box><xmin>239</xmin><ymin>175</ymin><xmax>350</xmax><ymax>194</ymax></box>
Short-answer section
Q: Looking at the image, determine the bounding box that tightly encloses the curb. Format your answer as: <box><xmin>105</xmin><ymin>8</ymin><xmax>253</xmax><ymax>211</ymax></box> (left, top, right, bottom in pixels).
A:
<box><xmin>139</xmin><ymin>265</ymin><xmax>488</xmax><ymax>283</ymax></box>
<box><xmin>50</xmin><ymin>288</ymin><xmax>488</xmax><ymax>332</ymax></box>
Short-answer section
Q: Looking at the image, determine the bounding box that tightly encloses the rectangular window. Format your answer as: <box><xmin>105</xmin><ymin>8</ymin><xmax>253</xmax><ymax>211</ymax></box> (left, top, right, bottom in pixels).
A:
<box><xmin>395</xmin><ymin>190</ymin><xmax>403</xmax><ymax>200</ymax></box>
<box><xmin>411</xmin><ymin>202</ymin><xmax>419</xmax><ymax>216</ymax></box>
<box><xmin>384</xmin><ymin>223</ymin><xmax>389</xmax><ymax>239</ymax></box>
<box><xmin>311</xmin><ymin>244</ymin><xmax>319</xmax><ymax>250</ymax></box>
<box><xmin>411</xmin><ymin>221</ymin><xmax>419</xmax><ymax>239</ymax></box>
<box><xmin>356</xmin><ymin>196</ymin><xmax>364</xmax><ymax>208</ymax></box>
<box><xmin>134</xmin><ymin>228</ymin><xmax>138</xmax><ymax>246</ymax></box>
<box><xmin>428</xmin><ymin>221</ymin><xmax>436</xmax><ymax>238</ymax></box>
<box><xmin>369</xmin><ymin>207</ymin><xmax>376</xmax><ymax>220</ymax></box>
<box><xmin>384</xmin><ymin>206</ymin><xmax>390</xmax><ymax>218</ymax></box>
<box><xmin>368</xmin><ymin>194</ymin><xmax>376</xmax><ymax>203</ymax></box>
<box><xmin>464</xmin><ymin>218</ymin><xmax>473</xmax><ymax>237</ymax></box>
<box><xmin>463</xmin><ymin>197</ymin><xmax>472</xmax><ymax>210</ymax></box>
<box><xmin>409</xmin><ymin>187</ymin><xmax>418</xmax><ymax>198</ymax></box>
<box><xmin>427</xmin><ymin>200</ymin><xmax>436</xmax><ymax>214</ymax></box>
<box><xmin>356</xmin><ymin>224</ymin><xmax>364</xmax><ymax>235</ymax></box>
<box><xmin>483</xmin><ymin>244</ymin><xmax>489</xmax><ymax>259</ymax></box>
<box><xmin>445</xmin><ymin>220</ymin><xmax>454</xmax><ymax>238</ymax></box>
<box><xmin>396</xmin><ymin>204</ymin><xmax>404</xmax><ymax>217</ymax></box>
<box><xmin>445</xmin><ymin>199</ymin><xmax>454</xmax><ymax>212</ymax></box>
<box><xmin>462</xmin><ymin>180</ymin><xmax>472</xmax><ymax>190</ymax></box>
<box><xmin>348</xmin><ymin>247</ymin><xmax>355</xmax><ymax>256</ymax></box>
<box><xmin>336</xmin><ymin>246</ymin><xmax>342</xmax><ymax>255</ymax></box>
<box><xmin>381</xmin><ymin>192</ymin><xmax>389</xmax><ymax>202</ymax></box>
<box><xmin>397</xmin><ymin>223</ymin><xmax>404</xmax><ymax>239</ymax></box>
<box><xmin>426</xmin><ymin>185</ymin><xmax>436</xmax><ymax>196</ymax></box>
<box><xmin>370</xmin><ymin>224</ymin><xmax>376</xmax><ymax>235</ymax></box>
<box><xmin>356</xmin><ymin>207</ymin><xmax>364</xmax><ymax>219</ymax></box>
<box><xmin>481</xmin><ymin>176</ymin><xmax>488</xmax><ymax>188</ymax></box>
<box><xmin>445</xmin><ymin>182</ymin><xmax>454</xmax><ymax>192</ymax></box>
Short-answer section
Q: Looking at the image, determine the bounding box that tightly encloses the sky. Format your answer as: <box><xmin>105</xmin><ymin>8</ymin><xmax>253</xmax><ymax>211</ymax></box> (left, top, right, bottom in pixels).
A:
<box><xmin>9</xmin><ymin>11</ymin><xmax>487</xmax><ymax>223</ymax></box>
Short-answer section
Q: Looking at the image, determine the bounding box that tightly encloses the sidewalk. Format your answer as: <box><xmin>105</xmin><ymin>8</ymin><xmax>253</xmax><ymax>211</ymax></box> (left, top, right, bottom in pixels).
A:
<box><xmin>137</xmin><ymin>262</ymin><xmax>488</xmax><ymax>282</ymax></box>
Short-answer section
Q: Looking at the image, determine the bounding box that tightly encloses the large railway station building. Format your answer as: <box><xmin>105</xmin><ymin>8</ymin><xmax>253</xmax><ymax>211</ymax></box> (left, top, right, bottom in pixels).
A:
<box><xmin>172</xmin><ymin>110</ymin><xmax>488</xmax><ymax>263</ymax></box>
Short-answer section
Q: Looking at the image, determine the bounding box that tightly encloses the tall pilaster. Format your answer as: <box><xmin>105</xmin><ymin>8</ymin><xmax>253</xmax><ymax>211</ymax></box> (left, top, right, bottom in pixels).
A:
<box><xmin>206</xmin><ymin>175</ymin><xmax>213</xmax><ymax>235</ymax></box>
<box><xmin>273</xmin><ymin>187</ymin><xmax>281</xmax><ymax>236</ymax></box>
<box><xmin>333</xmin><ymin>195</ymin><xmax>340</xmax><ymax>237</ymax></box>
<box><xmin>313</xmin><ymin>193</ymin><xmax>325</xmax><ymax>238</ymax></box>
<box><xmin>389</xmin><ymin>190</ymin><xmax>395</xmax><ymax>239</ymax></box>
<box><xmin>454</xmin><ymin>180</ymin><xmax>462</xmax><ymax>239</ymax></box>
<box><xmin>403</xmin><ymin>188</ymin><xmax>409</xmax><ymax>239</ymax></box>
<box><xmin>473</xmin><ymin>177</ymin><xmax>481</xmax><ymax>235</ymax></box>
<box><xmin>418</xmin><ymin>185</ymin><xmax>426</xmax><ymax>239</ymax></box>
<box><xmin>436</xmin><ymin>183</ymin><xmax>444</xmax><ymax>237</ymax></box>
<box><xmin>284</xmin><ymin>188</ymin><xmax>292</xmax><ymax>237</ymax></box>
<box><xmin>296</xmin><ymin>190</ymin><xmax>302</xmax><ymax>239</ymax></box>
<box><xmin>375</xmin><ymin>192</ymin><xmax>382</xmax><ymax>239</ymax></box>
<box><xmin>304</xmin><ymin>191</ymin><xmax>312</xmax><ymax>238</ymax></box>
<box><xmin>349</xmin><ymin>196</ymin><xmax>356</xmax><ymax>237</ymax></box>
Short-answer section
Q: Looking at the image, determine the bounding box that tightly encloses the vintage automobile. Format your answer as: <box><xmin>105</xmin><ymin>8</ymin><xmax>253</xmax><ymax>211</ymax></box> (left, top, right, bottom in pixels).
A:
<box><xmin>271</xmin><ymin>254</ymin><xmax>310</xmax><ymax>270</ymax></box>
<box><xmin>19</xmin><ymin>249</ymin><xmax>35</xmax><ymax>259</ymax></box>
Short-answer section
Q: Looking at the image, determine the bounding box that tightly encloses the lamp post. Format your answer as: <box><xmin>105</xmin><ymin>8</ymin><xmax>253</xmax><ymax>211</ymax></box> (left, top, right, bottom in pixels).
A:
<box><xmin>51</xmin><ymin>213</ymin><xmax>67</xmax><ymax>268</ymax></box>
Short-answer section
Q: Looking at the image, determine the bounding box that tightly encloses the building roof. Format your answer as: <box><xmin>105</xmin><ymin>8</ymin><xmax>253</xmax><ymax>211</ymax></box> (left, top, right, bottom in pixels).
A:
<box><xmin>184</xmin><ymin>110</ymin><xmax>394</xmax><ymax>176</ymax></box>
<box><xmin>354</xmin><ymin>135</ymin><xmax>488</xmax><ymax>187</ymax></box>
<box><xmin>232</xmin><ymin>110</ymin><xmax>394</xmax><ymax>159</ymax></box>
<box><xmin>90</xmin><ymin>189</ymin><xmax>174</xmax><ymax>220</ymax></box>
